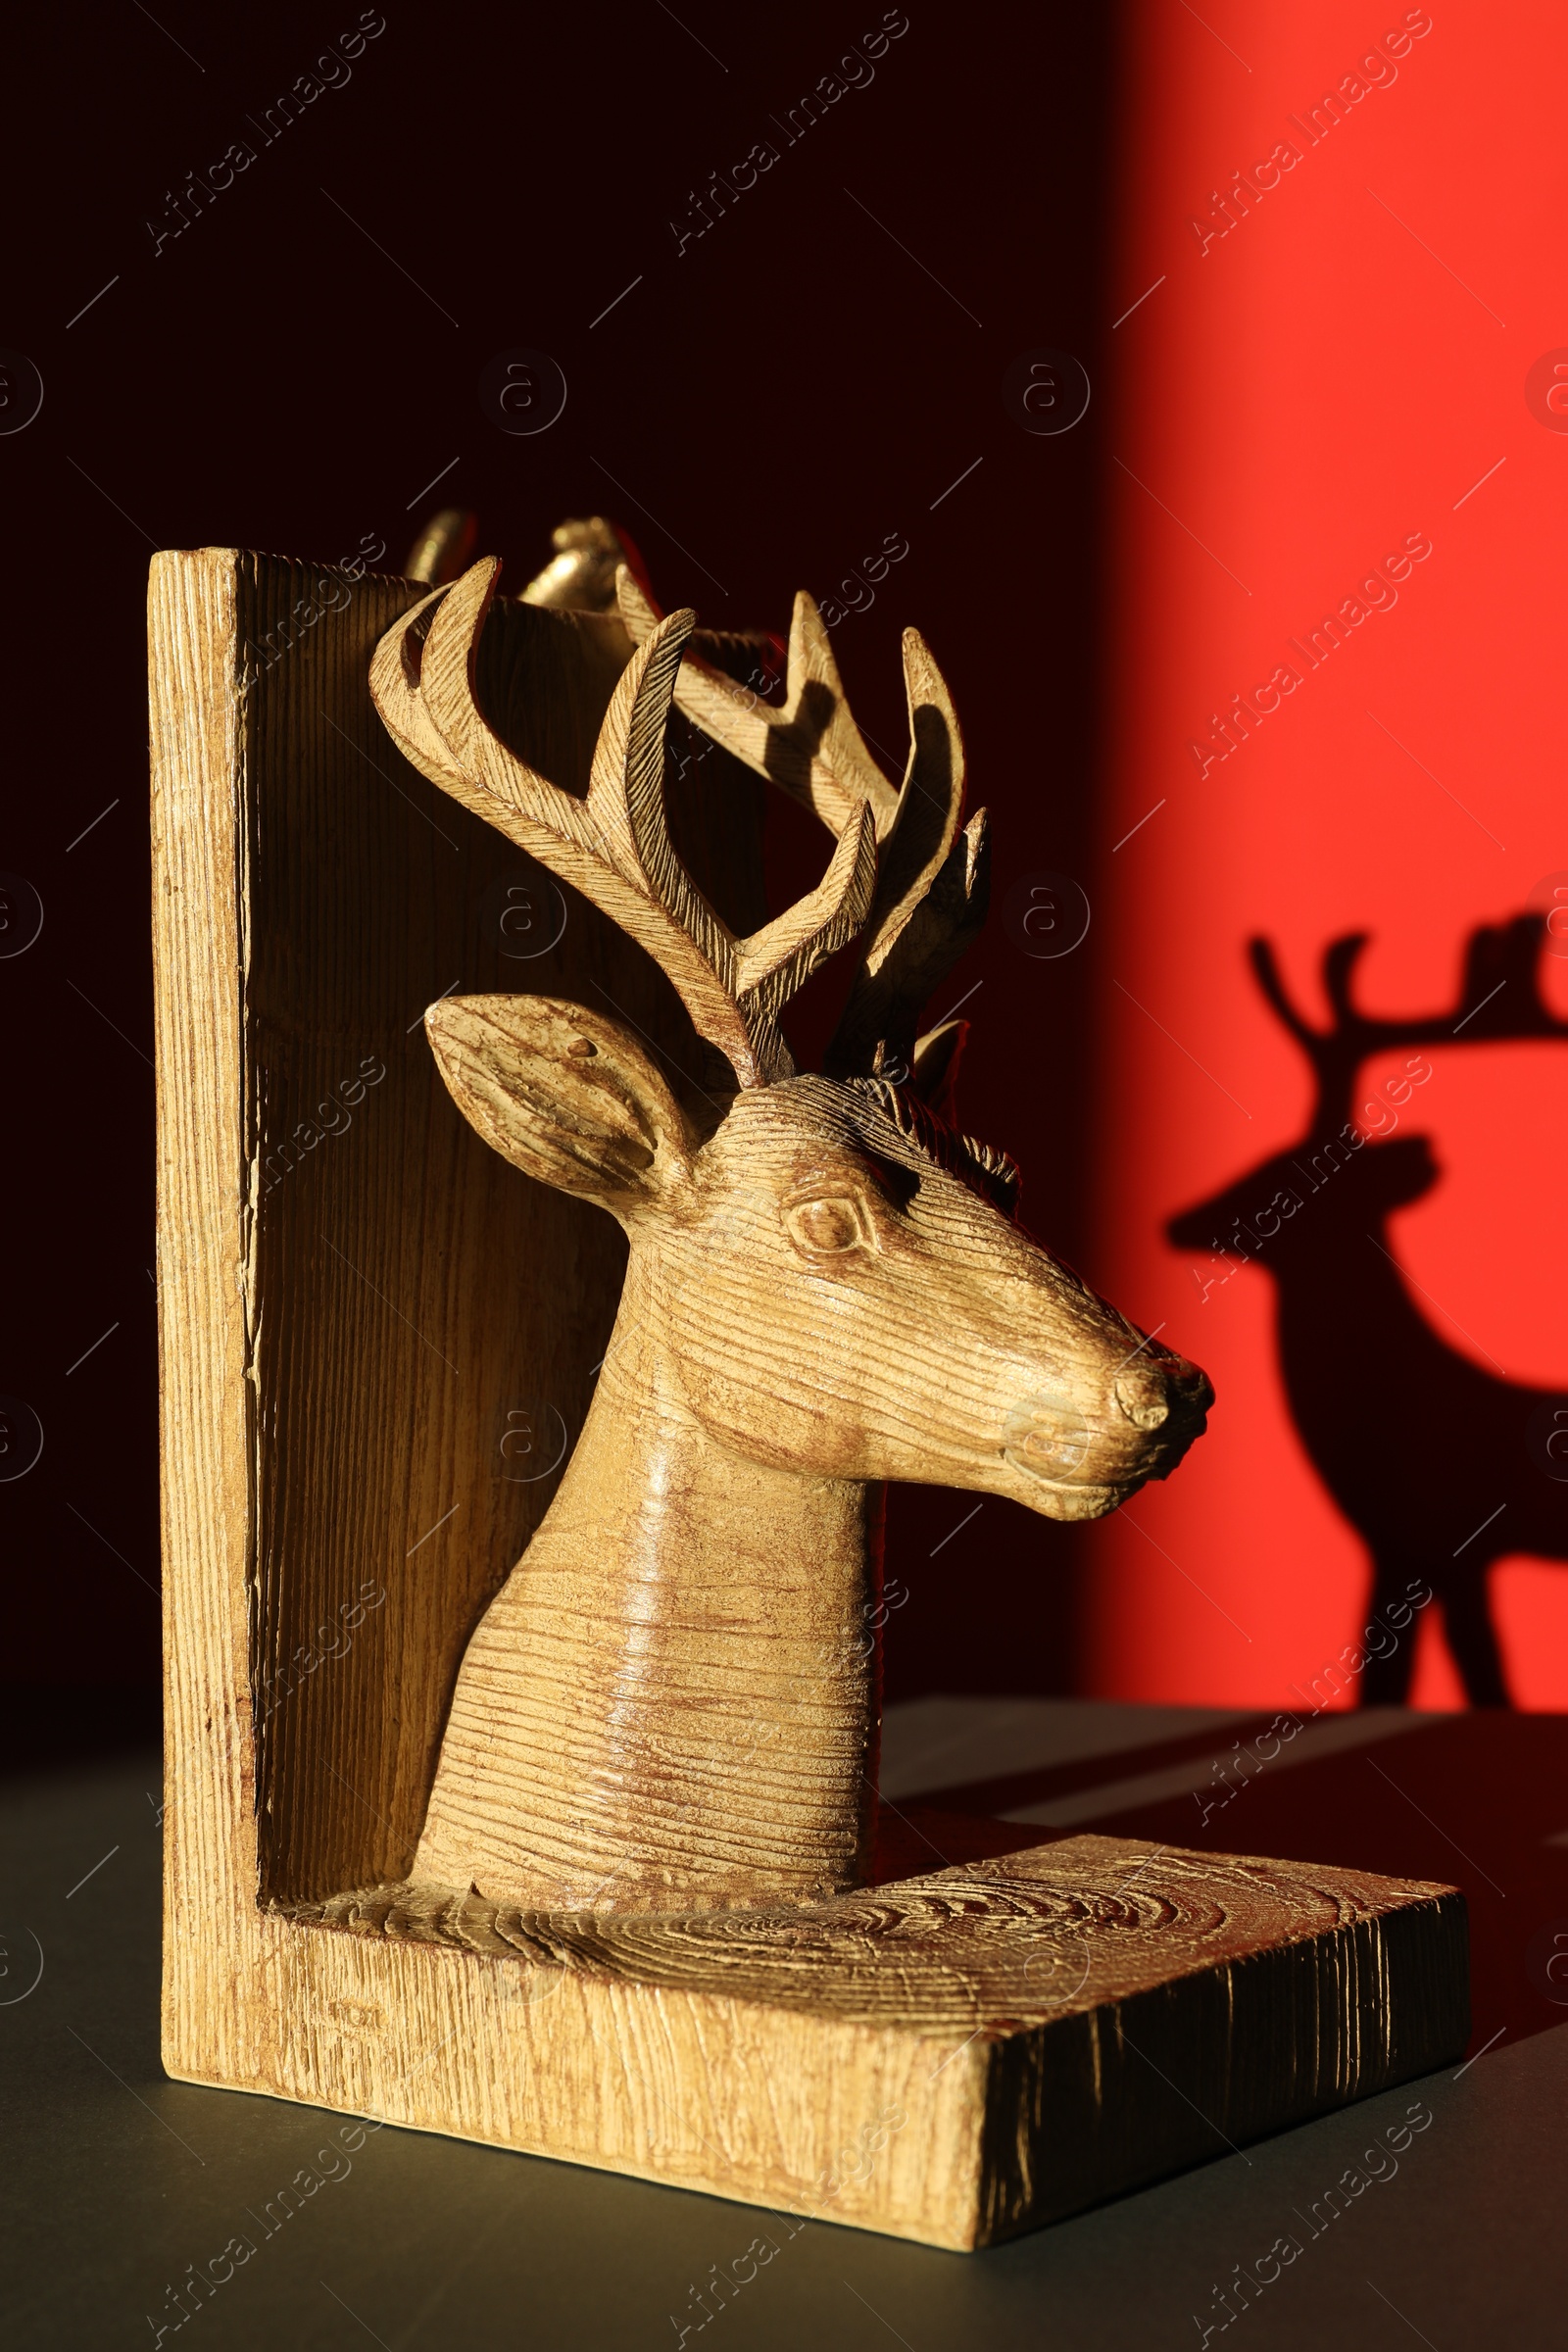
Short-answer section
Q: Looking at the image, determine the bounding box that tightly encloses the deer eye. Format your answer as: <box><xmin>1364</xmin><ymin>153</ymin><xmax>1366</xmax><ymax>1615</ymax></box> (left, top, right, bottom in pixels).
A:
<box><xmin>783</xmin><ymin>1193</ymin><xmax>870</xmax><ymax>1257</ymax></box>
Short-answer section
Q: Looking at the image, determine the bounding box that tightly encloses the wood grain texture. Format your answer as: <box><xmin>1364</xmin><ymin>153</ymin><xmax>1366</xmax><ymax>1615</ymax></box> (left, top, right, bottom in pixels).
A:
<box><xmin>254</xmin><ymin>1833</ymin><xmax>1464</xmax><ymax>2249</ymax></box>
<box><xmin>151</xmin><ymin>546</ymin><xmax>764</xmax><ymax>1921</ymax></box>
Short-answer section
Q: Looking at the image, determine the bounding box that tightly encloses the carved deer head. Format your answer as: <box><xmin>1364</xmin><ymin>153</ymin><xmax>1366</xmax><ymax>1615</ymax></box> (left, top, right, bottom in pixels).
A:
<box><xmin>372</xmin><ymin>560</ymin><xmax>1212</xmax><ymax>1522</ymax></box>
<box><xmin>368</xmin><ymin>555</ymin><xmax>1211</xmax><ymax>1910</ymax></box>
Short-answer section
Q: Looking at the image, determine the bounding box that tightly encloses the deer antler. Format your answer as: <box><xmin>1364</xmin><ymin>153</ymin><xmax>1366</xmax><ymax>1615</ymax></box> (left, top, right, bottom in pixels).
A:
<box><xmin>370</xmin><ymin>559</ymin><xmax>876</xmax><ymax>1089</ymax></box>
<box><xmin>1250</xmin><ymin>915</ymin><xmax>1568</xmax><ymax>1132</ymax></box>
<box><xmin>619</xmin><ymin>564</ymin><xmax>988</xmax><ymax>1083</ymax></box>
<box><xmin>618</xmin><ymin>566</ymin><xmax>900</xmax><ymax>840</ymax></box>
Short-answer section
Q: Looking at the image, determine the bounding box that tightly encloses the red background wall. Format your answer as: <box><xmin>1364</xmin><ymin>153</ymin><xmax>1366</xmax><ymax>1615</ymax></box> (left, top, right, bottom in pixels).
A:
<box><xmin>1085</xmin><ymin>0</ymin><xmax>1568</xmax><ymax>1709</ymax></box>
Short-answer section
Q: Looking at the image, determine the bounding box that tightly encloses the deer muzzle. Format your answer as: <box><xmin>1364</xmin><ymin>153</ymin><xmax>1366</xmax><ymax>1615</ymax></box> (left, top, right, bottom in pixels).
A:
<box><xmin>1110</xmin><ymin>1349</ymin><xmax>1213</xmax><ymax>1456</ymax></box>
<box><xmin>1002</xmin><ymin>1347</ymin><xmax>1213</xmax><ymax>1516</ymax></box>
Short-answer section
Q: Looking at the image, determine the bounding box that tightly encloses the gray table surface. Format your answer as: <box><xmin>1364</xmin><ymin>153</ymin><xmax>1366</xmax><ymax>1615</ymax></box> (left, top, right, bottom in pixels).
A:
<box><xmin>5</xmin><ymin>1701</ymin><xmax>1563</xmax><ymax>2349</ymax></box>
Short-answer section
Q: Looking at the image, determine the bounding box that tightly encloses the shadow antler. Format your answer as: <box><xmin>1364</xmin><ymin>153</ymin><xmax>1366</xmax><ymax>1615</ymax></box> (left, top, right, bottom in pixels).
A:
<box><xmin>1250</xmin><ymin>914</ymin><xmax>1568</xmax><ymax>1133</ymax></box>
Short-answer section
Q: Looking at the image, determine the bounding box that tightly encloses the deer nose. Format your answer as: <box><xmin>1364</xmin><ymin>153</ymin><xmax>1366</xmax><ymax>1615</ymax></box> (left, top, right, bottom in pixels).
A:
<box><xmin>1114</xmin><ymin>1363</ymin><xmax>1172</xmax><ymax>1430</ymax></box>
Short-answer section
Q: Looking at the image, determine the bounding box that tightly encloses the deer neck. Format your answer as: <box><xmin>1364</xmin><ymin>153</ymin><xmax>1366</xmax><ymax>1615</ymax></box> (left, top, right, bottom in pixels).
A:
<box><xmin>549</xmin><ymin>1263</ymin><xmax>869</xmax><ymax>1580</ymax></box>
<box><xmin>413</xmin><ymin>1249</ymin><xmax>884</xmax><ymax>1913</ymax></box>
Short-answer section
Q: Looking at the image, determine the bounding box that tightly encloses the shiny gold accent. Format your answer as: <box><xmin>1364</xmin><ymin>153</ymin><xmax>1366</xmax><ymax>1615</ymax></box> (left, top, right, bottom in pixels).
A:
<box><xmin>403</xmin><ymin>507</ymin><xmax>477</xmax><ymax>584</ymax></box>
<box><xmin>518</xmin><ymin>514</ymin><xmax>633</xmax><ymax>611</ymax></box>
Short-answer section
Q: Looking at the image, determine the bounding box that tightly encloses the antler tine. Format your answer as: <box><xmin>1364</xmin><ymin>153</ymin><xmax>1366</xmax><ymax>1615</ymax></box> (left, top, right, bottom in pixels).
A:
<box><xmin>1445</xmin><ymin>913</ymin><xmax>1568</xmax><ymax>1042</ymax></box>
<box><xmin>1248</xmin><ymin>936</ymin><xmax>1363</xmax><ymax>1134</ymax></box>
<box><xmin>617</xmin><ymin>565</ymin><xmax>901</xmax><ymax>842</ymax></box>
<box><xmin>1249</xmin><ymin>937</ymin><xmax>1335</xmax><ymax>1053</ymax></box>
<box><xmin>826</xmin><ymin>627</ymin><xmax>977</xmax><ymax>1077</ymax></box>
<box><xmin>1320</xmin><ymin>933</ymin><xmax>1373</xmax><ymax>1032</ymax></box>
<box><xmin>370</xmin><ymin>558</ymin><xmax>877</xmax><ymax>1091</ymax></box>
<box><xmin>835</xmin><ymin>810</ymin><xmax>990</xmax><ymax>1081</ymax></box>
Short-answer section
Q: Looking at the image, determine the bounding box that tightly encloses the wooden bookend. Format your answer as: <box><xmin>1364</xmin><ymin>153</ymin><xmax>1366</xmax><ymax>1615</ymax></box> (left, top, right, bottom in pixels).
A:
<box><xmin>151</xmin><ymin>539</ymin><xmax>1467</xmax><ymax>2252</ymax></box>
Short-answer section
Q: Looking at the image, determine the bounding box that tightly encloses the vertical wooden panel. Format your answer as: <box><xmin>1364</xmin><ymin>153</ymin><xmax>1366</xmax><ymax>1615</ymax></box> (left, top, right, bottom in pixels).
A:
<box><xmin>153</xmin><ymin>549</ymin><xmax>758</xmax><ymax>1907</ymax></box>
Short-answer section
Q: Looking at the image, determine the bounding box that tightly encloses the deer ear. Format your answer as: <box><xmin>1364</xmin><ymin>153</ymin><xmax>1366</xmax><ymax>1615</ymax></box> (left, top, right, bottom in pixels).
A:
<box><xmin>424</xmin><ymin>996</ymin><xmax>696</xmax><ymax>1212</ymax></box>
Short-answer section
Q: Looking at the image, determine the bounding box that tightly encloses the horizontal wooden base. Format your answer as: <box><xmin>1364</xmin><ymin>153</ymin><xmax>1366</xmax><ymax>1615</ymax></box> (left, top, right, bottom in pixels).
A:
<box><xmin>168</xmin><ymin>1834</ymin><xmax>1466</xmax><ymax>2251</ymax></box>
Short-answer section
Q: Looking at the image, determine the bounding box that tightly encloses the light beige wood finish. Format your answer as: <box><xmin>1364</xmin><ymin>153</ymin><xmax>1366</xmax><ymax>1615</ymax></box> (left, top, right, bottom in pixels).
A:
<box><xmin>369</xmin><ymin>559</ymin><xmax>1214</xmax><ymax>1913</ymax></box>
<box><xmin>271</xmin><ymin>1833</ymin><xmax>1463</xmax><ymax>2253</ymax></box>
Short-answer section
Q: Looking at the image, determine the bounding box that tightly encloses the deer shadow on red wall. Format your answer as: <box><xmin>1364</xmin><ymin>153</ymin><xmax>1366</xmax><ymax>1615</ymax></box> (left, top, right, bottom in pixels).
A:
<box><xmin>1168</xmin><ymin>916</ymin><xmax>1568</xmax><ymax>1707</ymax></box>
